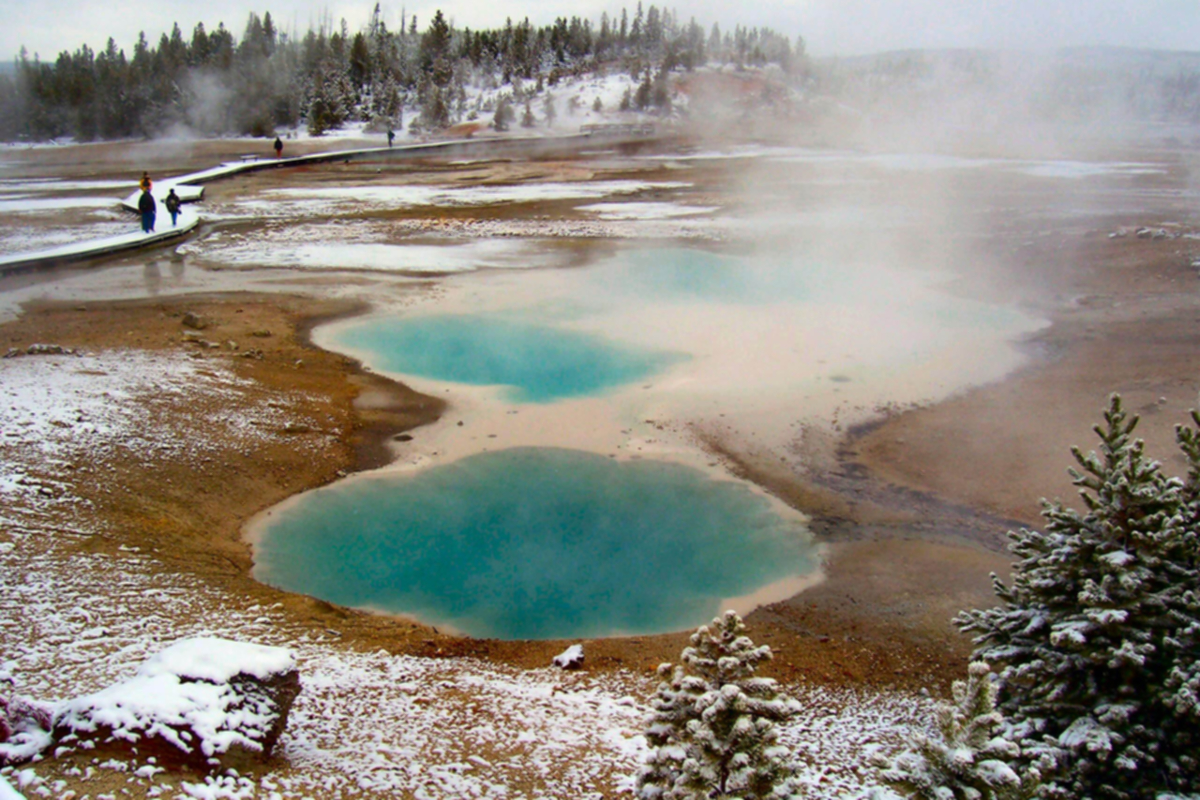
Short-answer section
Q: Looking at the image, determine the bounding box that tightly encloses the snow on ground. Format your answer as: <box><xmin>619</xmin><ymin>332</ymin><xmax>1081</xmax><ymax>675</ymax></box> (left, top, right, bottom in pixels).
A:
<box><xmin>1010</xmin><ymin>160</ymin><xmax>1169</xmax><ymax>179</ymax></box>
<box><xmin>265</xmin><ymin>69</ymin><xmax>650</xmax><ymax>144</ymax></box>
<box><xmin>0</xmin><ymin>538</ymin><xmax>926</xmax><ymax>799</ymax></box>
<box><xmin>183</xmin><ymin>233</ymin><xmax>562</xmax><ymax>273</ymax></box>
<box><xmin>0</xmin><ymin>219</ymin><xmax>132</xmax><ymax>256</ymax></box>
<box><xmin>228</xmin><ymin>180</ymin><xmax>692</xmax><ymax>219</ymax></box>
<box><xmin>0</xmin><ymin>349</ymin><xmax>324</xmax><ymax>536</ymax></box>
<box><xmin>639</xmin><ymin>145</ymin><xmax>835</xmax><ymax>162</ymax></box>
<box><xmin>55</xmin><ymin>638</ymin><xmax>298</xmax><ymax>764</ymax></box>
<box><xmin>182</xmin><ymin>205</ymin><xmax>728</xmax><ymax>269</ymax></box>
<box><xmin>0</xmin><ymin>179</ymin><xmax>137</xmax><ymax>192</ymax></box>
<box><xmin>577</xmin><ymin>201</ymin><xmax>720</xmax><ymax>220</ymax></box>
<box><xmin>0</xmin><ymin>345</ymin><xmax>929</xmax><ymax>799</ymax></box>
<box><xmin>0</xmin><ymin>196</ymin><xmax>122</xmax><ymax>213</ymax></box>
<box><xmin>643</xmin><ymin>146</ymin><xmax>1168</xmax><ymax>179</ymax></box>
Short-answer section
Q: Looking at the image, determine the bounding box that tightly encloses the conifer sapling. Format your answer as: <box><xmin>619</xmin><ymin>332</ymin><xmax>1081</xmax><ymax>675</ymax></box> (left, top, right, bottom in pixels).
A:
<box><xmin>637</xmin><ymin>610</ymin><xmax>800</xmax><ymax>800</ymax></box>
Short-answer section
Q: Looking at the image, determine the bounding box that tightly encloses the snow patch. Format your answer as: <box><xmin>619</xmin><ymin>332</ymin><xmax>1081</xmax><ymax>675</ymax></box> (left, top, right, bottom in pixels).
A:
<box><xmin>0</xmin><ymin>197</ymin><xmax>120</xmax><ymax>213</ymax></box>
<box><xmin>138</xmin><ymin>638</ymin><xmax>295</xmax><ymax>684</ymax></box>
<box><xmin>577</xmin><ymin>201</ymin><xmax>719</xmax><ymax>220</ymax></box>
<box><xmin>244</xmin><ymin>180</ymin><xmax>690</xmax><ymax>217</ymax></box>
<box><xmin>189</xmin><ymin>237</ymin><xmax>559</xmax><ymax>273</ymax></box>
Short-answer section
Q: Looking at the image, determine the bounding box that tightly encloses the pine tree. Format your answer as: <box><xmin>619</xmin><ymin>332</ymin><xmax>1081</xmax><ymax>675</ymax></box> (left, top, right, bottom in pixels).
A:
<box><xmin>1162</xmin><ymin>410</ymin><xmax>1200</xmax><ymax>766</ymax></box>
<box><xmin>635</xmin><ymin>73</ymin><xmax>653</xmax><ymax>110</ymax></box>
<box><xmin>636</xmin><ymin>610</ymin><xmax>799</xmax><ymax>800</ymax></box>
<box><xmin>877</xmin><ymin>662</ymin><xmax>1029</xmax><ymax>800</ymax></box>
<box><xmin>492</xmin><ymin>95</ymin><xmax>514</xmax><ymax>130</ymax></box>
<box><xmin>956</xmin><ymin>395</ymin><xmax>1200</xmax><ymax>800</ymax></box>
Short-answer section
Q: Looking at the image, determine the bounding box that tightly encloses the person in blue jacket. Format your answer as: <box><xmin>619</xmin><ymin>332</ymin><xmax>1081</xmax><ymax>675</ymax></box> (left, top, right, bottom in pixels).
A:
<box><xmin>165</xmin><ymin>188</ymin><xmax>181</xmax><ymax>227</ymax></box>
<box><xmin>138</xmin><ymin>189</ymin><xmax>156</xmax><ymax>233</ymax></box>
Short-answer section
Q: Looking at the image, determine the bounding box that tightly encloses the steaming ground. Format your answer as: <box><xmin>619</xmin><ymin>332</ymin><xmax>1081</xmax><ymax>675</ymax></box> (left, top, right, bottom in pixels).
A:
<box><xmin>1</xmin><ymin>128</ymin><xmax>1199</xmax><ymax>798</ymax></box>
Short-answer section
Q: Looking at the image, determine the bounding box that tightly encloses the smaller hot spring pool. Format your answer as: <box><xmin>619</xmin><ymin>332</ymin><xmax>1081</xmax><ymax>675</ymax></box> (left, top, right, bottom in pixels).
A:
<box><xmin>253</xmin><ymin>448</ymin><xmax>817</xmax><ymax>639</ymax></box>
<box><xmin>330</xmin><ymin>314</ymin><xmax>686</xmax><ymax>403</ymax></box>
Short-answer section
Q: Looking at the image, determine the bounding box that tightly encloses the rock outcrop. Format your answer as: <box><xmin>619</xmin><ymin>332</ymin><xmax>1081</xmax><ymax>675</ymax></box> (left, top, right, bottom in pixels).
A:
<box><xmin>53</xmin><ymin>638</ymin><xmax>300</xmax><ymax>772</ymax></box>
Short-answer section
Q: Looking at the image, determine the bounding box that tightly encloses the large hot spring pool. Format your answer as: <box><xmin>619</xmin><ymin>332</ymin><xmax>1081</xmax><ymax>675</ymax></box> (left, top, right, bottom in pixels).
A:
<box><xmin>253</xmin><ymin>447</ymin><xmax>817</xmax><ymax>639</ymax></box>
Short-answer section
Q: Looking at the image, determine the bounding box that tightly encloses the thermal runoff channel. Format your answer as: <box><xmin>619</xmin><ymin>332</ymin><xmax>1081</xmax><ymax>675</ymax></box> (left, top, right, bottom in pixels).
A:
<box><xmin>254</xmin><ymin>448</ymin><xmax>817</xmax><ymax>639</ymax></box>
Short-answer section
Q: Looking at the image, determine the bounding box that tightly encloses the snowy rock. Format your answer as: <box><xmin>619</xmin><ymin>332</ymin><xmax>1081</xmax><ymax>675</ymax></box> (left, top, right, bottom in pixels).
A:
<box><xmin>1135</xmin><ymin>226</ymin><xmax>1175</xmax><ymax>240</ymax></box>
<box><xmin>52</xmin><ymin>638</ymin><xmax>300</xmax><ymax>772</ymax></box>
<box><xmin>552</xmin><ymin>644</ymin><xmax>585</xmax><ymax>670</ymax></box>
<box><xmin>0</xmin><ymin>775</ymin><xmax>27</xmax><ymax>800</ymax></box>
<box><xmin>24</xmin><ymin>344</ymin><xmax>73</xmax><ymax>356</ymax></box>
<box><xmin>0</xmin><ymin>694</ymin><xmax>54</xmax><ymax>767</ymax></box>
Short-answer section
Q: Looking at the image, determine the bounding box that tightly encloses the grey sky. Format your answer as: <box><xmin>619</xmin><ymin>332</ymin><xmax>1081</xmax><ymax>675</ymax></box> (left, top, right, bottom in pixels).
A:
<box><xmin>4</xmin><ymin>0</ymin><xmax>1196</xmax><ymax>63</ymax></box>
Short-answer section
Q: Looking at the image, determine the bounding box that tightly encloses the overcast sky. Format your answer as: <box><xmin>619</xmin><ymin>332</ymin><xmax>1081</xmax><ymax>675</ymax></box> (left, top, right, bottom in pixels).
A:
<box><xmin>4</xmin><ymin>0</ymin><xmax>1196</xmax><ymax>63</ymax></box>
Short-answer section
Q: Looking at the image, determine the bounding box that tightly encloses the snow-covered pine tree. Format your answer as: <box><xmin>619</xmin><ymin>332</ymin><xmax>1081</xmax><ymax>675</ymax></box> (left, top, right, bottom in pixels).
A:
<box><xmin>636</xmin><ymin>610</ymin><xmax>799</xmax><ymax>800</ymax></box>
<box><xmin>1162</xmin><ymin>410</ymin><xmax>1200</xmax><ymax>777</ymax></box>
<box><xmin>956</xmin><ymin>395</ymin><xmax>1200</xmax><ymax>800</ymax></box>
<box><xmin>492</xmin><ymin>96</ymin><xmax>514</xmax><ymax>130</ymax></box>
<box><xmin>640</xmin><ymin>661</ymin><xmax>708</xmax><ymax>798</ymax></box>
<box><xmin>877</xmin><ymin>662</ymin><xmax>1027</xmax><ymax>800</ymax></box>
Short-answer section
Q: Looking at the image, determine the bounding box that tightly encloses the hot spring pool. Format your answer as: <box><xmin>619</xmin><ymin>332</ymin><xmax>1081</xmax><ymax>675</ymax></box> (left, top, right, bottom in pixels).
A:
<box><xmin>332</xmin><ymin>313</ymin><xmax>685</xmax><ymax>403</ymax></box>
<box><xmin>253</xmin><ymin>447</ymin><xmax>817</xmax><ymax>639</ymax></box>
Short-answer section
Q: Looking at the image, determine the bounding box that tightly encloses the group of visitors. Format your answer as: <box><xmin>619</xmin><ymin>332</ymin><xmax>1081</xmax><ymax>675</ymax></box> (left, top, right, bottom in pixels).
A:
<box><xmin>136</xmin><ymin>172</ymin><xmax>181</xmax><ymax>234</ymax></box>
<box><xmin>136</xmin><ymin>127</ymin><xmax>397</xmax><ymax>234</ymax></box>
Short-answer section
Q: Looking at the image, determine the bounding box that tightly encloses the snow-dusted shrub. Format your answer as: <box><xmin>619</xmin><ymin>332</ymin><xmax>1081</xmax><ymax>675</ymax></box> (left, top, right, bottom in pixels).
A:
<box><xmin>637</xmin><ymin>610</ymin><xmax>799</xmax><ymax>799</ymax></box>
<box><xmin>875</xmin><ymin>662</ymin><xmax>1028</xmax><ymax>800</ymax></box>
<box><xmin>957</xmin><ymin>396</ymin><xmax>1200</xmax><ymax>800</ymax></box>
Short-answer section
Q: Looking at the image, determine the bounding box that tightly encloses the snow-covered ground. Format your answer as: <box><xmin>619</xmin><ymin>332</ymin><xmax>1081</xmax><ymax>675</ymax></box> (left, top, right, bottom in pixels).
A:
<box><xmin>228</xmin><ymin>180</ymin><xmax>691</xmax><ymax>219</ymax></box>
<box><xmin>577</xmin><ymin>201</ymin><xmax>720</xmax><ymax>220</ymax></box>
<box><xmin>0</xmin><ymin>218</ymin><xmax>131</xmax><ymax>256</ymax></box>
<box><xmin>0</xmin><ymin>350</ymin><xmax>324</xmax><ymax>533</ymax></box>
<box><xmin>0</xmin><ymin>345</ymin><xmax>930</xmax><ymax>799</ymax></box>
<box><xmin>642</xmin><ymin>146</ymin><xmax>1169</xmax><ymax>179</ymax></box>
<box><xmin>186</xmin><ymin>235</ymin><xmax>563</xmax><ymax>273</ymax></box>
<box><xmin>0</xmin><ymin>196</ymin><xmax>120</xmax><ymax>213</ymax></box>
<box><xmin>0</xmin><ymin>179</ymin><xmax>137</xmax><ymax>192</ymax></box>
<box><xmin>1</xmin><ymin>539</ymin><xmax>926</xmax><ymax>800</ymax></box>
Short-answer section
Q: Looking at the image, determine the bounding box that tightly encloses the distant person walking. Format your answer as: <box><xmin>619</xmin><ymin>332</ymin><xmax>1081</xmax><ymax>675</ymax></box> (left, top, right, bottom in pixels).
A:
<box><xmin>138</xmin><ymin>189</ymin><xmax>157</xmax><ymax>233</ymax></box>
<box><xmin>387</xmin><ymin>128</ymin><xmax>395</xmax><ymax>148</ymax></box>
<box><xmin>165</xmin><ymin>188</ymin><xmax>181</xmax><ymax>227</ymax></box>
<box><xmin>273</xmin><ymin>136</ymin><xmax>283</xmax><ymax>159</ymax></box>
<box><xmin>139</xmin><ymin>171</ymin><xmax>152</xmax><ymax>192</ymax></box>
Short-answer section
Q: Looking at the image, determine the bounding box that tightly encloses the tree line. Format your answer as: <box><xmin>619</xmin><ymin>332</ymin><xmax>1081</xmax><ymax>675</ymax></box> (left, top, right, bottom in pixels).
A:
<box><xmin>0</xmin><ymin>4</ymin><xmax>807</xmax><ymax>142</ymax></box>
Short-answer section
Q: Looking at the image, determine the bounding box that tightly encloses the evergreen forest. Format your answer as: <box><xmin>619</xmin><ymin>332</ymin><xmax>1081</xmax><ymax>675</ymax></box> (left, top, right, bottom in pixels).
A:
<box><xmin>0</xmin><ymin>4</ymin><xmax>806</xmax><ymax>142</ymax></box>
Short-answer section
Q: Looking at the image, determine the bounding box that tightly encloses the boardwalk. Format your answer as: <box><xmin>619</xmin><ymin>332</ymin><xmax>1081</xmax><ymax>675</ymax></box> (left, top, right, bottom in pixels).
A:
<box><xmin>0</xmin><ymin>129</ymin><xmax>672</xmax><ymax>275</ymax></box>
